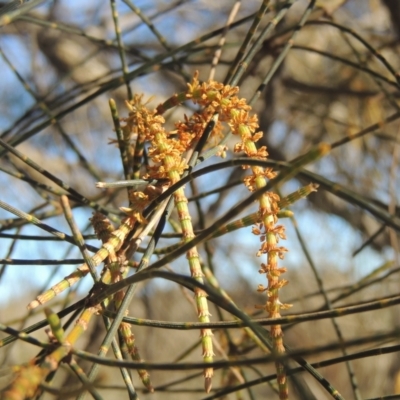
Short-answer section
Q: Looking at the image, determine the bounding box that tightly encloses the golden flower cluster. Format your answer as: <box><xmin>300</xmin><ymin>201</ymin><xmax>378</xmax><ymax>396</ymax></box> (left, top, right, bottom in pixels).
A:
<box><xmin>122</xmin><ymin>73</ymin><xmax>290</xmax><ymax>319</ymax></box>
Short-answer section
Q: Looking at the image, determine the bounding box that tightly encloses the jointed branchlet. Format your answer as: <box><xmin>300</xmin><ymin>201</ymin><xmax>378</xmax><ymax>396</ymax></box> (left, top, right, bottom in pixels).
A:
<box><xmin>150</xmin><ymin>71</ymin><xmax>295</xmax><ymax>397</ymax></box>
<box><xmin>27</xmin><ymin>215</ymin><xmax>136</xmax><ymax>310</ymax></box>
<box><xmin>118</xmin><ymin>73</ymin><xmax>318</xmax><ymax>394</ymax></box>
<box><xmin>122</xmin><ymin>93</ymin><xmax>217</xmax><ymax>392</ymax></box>
<box><xmin>27</xmin><ymin>186</ymin><xmax>159</xmax><ymax>310</ymax></box>
<box><xmin>154</xmin><ymin>184</ymin><xmax>317</xmax><ymax>255</ymax></box>
<box><xmin>4</xmin><ymin>306</ymin><xmax>100</xmax><ymax>400</ymax></box>
<box><xmin>185</xmin><ymin>72</ymin><xmax>292</xmax><ymax>398</ymax></box>
<box><xmin>92</xmin><ymin>211</ymin><xmax>154</xmax><ymax>392</ymax></box>
<box><xmin>24</xmin><ymin>71</ymin><xmax>318</xmax><ymax>397</ymax></box>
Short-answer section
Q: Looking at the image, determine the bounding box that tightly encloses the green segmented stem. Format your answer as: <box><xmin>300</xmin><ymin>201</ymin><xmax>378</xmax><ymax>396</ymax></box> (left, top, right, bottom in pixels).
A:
<box><xmin>155</xmin><ymin>211</ymin><xmax>288</xmax><ymax>255</ymax></box>
<box><xmin>4</xmin><ymin>307</ymin><xmax>98</xmax><ymax>400</ymax></box>
<box><xmin>2</xmin><ymin>365</ymin><xmax>48</xmax><ymax>400</ymax></box>
<box><xmin>132</xmin><ymin>75</ymin><xmax>320</xmax><ymax>395</ymax></box>
<box><xmin>104</xmin><ymin>266</ymin><xmax>154</xmax><ymax>392</ymax></box>
<box><xmin>174</xmin><ymin>186</ymin><xmax>214</xmax><ymax>392</ymax></box>
<box><xmin>278</xmin><ymin>183</ymin><xmax>318</xmax><ymax>208</ymax></box>
<box><xmin>54</xmin><ymin>307</ymin><xmax>98</xmax><ymax>360</ymax></box>
<box><xmin>93</xmin><ymin>211</ymin><xmax>153</xmax><ymax>392</ymax></box>
<box><xmin>118</xmin><ymin>321</ymin><xmax>153</xmax><ymax>391</ymax></box>
<box><xmin>153</xmin><ymin>132</ymin><xmax>214</xmax><ymax>392</ymax></box>
<box><xmin>156</xmin><ymin>184</ymin><xmax>317</xmax><ymax>255</ymax></box>
<box><xmin>234</xmin><ymin>115</ymin><xmax>289</xmax><ymax>398</ymax></box>
<box><xmin>214</xmin><ymin>183</ymin><xmax>317</xmax><ymax>238</ymax></box>
<box><xmin>44</xmin><ymin>308</ymin><xmax>65</xmax><ymax>344</ymax></box>
<box><xmin>27</xmin><ymin>215</ymin><xmax>137</xmax><ymax>310</ymax></box>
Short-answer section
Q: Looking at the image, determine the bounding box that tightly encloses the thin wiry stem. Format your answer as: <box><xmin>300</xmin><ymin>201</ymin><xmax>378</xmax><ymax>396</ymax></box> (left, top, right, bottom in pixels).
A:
<box><xmin>90</xmin><ymin>270</ymin><xmax>346</xmax><ymax>399</ymax></box>
<box><xmin>109</xmin><ymin>99</ymin><xmax>132</xmax><ymax>191</ymax></box>
<box><xmin>0</xmin><ymin>12</ymin><xmax>255</xmax><ymax>153</ymax></box>
<box><xmin>110</xmin><ymin>0</ymin><xmax>132</xmax><ymax>100</ymax></box>
<box><xmin>0</xmin><ymin>0</ymin><xmax>46</xmax><ymax>25</ymax></box>
<box><xmin>155</xmin><ymin>184</ymin><xmax>315</xmax><ymax>254</ymax></box>
<box><xmin>61</xmin><ymin>196</ymin><xmax>99</xmax><ymax>283</ymax></box>
<box><xmin>26</xmin><ymin>189</ymin><xmax>153</xmax><ymax>309</ymax></box>
<box><xmin>208</xmin><ymin>1</ymin><xmax>241</xmax><ymax>81</ymax></box>
<box><xmin>3</xmin><ymin>5</ymin><xmax>399</xmax><ymax>398</ymax></box>
<box><xmin>290</xmin><ymin>215</ymin><xmax>361</xmax><ymax>399</ymax></box>
<box><xmin>227</xmin><ymin>0</ymin><xmax>295</xmax><ymax>86</ymax></box>
<box><xmin>0</xmin><ymin>47</ymin><xmax>102</xmax><ymax>181</ymax></box>
<box><xmin>250</xmin><ymin>0</ymin><xmax>317</xmax><ymax>111</ymax></box>
<box><xmin>100</xmin><ymin>290</ymin><xmax>400</xmax><ymax>330</ymax></box>
<box><xmin>224</xmin><ymin>0</ymin><xmax>271</xmax><ymax>85</ymax></box>
<box><xmin>0</xmin><ymin>137</ymin><xmax>111</xmax><ymax>216</ymax></box>
<box><xmin>122</xmin><ymin>0</ymin><xmax>189</xmax><ymax>80</ymax></box>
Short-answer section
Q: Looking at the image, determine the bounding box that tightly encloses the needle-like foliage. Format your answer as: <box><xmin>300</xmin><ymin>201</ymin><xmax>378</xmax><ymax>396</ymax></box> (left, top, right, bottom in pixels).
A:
<box><xmin>2</xmin><ymin>2</ymin><xmax>400</xmax><ymax>400</ymax></box>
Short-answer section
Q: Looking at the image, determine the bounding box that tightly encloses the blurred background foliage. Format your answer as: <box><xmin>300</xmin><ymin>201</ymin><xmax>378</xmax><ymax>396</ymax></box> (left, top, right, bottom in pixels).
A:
<box><xmin>1</xmin><ymin>0</ymin><xmax>400</xmax><ymax>399</ymax></box>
